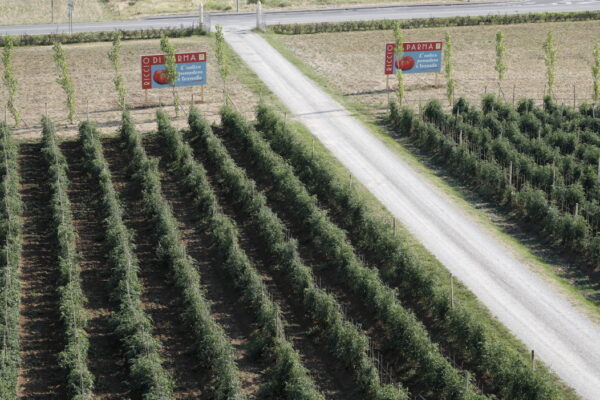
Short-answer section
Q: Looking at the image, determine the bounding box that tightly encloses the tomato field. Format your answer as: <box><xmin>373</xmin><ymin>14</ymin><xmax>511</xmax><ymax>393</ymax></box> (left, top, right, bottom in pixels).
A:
<box><xmin>390</xmin><ymin>95</ymin><xmax>600</xmax><ymax>268</ymax></box>
<box><xmin>0</xmin><ymin>104</ymin><xmax>574</xmax><ymax>399</ymax></box>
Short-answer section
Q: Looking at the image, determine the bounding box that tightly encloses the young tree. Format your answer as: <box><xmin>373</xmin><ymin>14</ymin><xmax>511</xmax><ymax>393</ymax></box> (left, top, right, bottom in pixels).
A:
<box><xmin>444</xmin><ymin>32</ymin><xmax>455</xmax><ymax>106</ymax></box>
<box><xmin>543</xmin><ymin>31</ymin><xmax>557</xmax><ymax>99</ymax></box>
<box><xmin>160</xmin><ymin>35</ymin><xmax>181</xmax><ymax>117</ymax></box>
<box><xmin>108</xmin><ymin>31</ymin><xmax>127</xmax><ymax>111</ymax></box>
<box><xmin>2</xmin><ymin>36</ymin><xmax>20</xmax><ymax>127</ymax></box>
<box><xmin>495</xmin><ymin>31</ymin><xmax>507</xmax><ymax>82</ymax></box>
<box><xmin>214</xmin><ymin>25</ymin><xmax>230</xmax><ymax>100</ymax></box>
<box><xmin>394</xmin><ymin>22</ymin><xmax>405</xmax><ymax>105</ymax></box>
<box><xmin>593</xmin><ymin>43</ymin><xmax>600</xmax><ymax>104</ymax></box>
<box><xmin>52</xmin><ymin>42</ymin><xmax>76</xmax><ymax>123</ymax></box>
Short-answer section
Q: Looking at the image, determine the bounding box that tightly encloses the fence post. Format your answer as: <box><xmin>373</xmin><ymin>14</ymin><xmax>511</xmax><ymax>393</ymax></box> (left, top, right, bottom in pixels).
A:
<box><xmin>450</xmin><ymin>274</ymin><xmax>454</xmax><ymax>309</ymax></box>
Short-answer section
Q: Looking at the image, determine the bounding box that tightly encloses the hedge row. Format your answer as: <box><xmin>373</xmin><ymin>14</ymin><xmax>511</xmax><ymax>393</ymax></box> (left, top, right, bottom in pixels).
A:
<box><xmin>158</xmin><ymin>109</ymin><xmax>324</xmax><ymax>400</ymax></box>
<box><xmin>417</xmin><ymin>98</ymin><xmax>600</xmax><ymax>266</ymax></box>
<box><xmin>79</xmin><ymin>121</ymin><xmax>173</xmax><ymax>399</ymax></box>
<box><xmin>120</xmin><ymin>112</ymin><xmax>245</xmax><ymax>400</ymax></box>
<box><xmin>269</xmin><ymin>11</ymin><xmax>600</xmax><ymax>34</ymax></box>
<box><xmin>0</xmin><ymin>27</ymin><xmax>204</xmax><ymax>47</ymax></box>
<box><xmin>256</xmin><ymin>104</ymin><xmax>561</xmax><ymax>399</ymax></box>
<box><xmin>183</xmin><ymin>107</ymin><xmax>407</xmax><ymax>400</ymax></box>
<box><xmin>41</xmin><ymin>117</ymin><xmax>94</xmax><ymax>399</ymax></box>
<box><xmin>0</xmin><ymin>123</ymin><xmax>22</xmax><ymax>398</ymax></box>
<box><xmin>219</xmin><ymin>106</ymin><xmax>485</xmax><ymax>400</ymax></box>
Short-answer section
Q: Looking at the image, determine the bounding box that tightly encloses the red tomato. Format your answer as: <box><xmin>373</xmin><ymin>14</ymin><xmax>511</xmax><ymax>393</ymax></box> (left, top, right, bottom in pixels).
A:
<box><xmin>153</xmin><ymin>69</ymin><xmax>171</xmax><ymax>85</ymax></box>
<box><xmin>395</xmin><ymin>55</ymin><xmax>415</xmax><ymax>71</ymax></box>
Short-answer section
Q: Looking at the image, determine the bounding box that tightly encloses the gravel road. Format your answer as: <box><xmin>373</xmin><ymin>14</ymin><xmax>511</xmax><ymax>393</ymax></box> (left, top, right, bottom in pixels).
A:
<box><xmin>224</xmin><ymin>28</ymin><xmax>600</xmax><ymax>399</ymax></box>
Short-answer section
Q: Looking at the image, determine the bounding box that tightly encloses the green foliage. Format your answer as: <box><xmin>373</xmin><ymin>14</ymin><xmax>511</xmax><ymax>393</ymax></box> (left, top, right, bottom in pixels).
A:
<box><xmin>78</xmin><ymin>120</ymin><xmax>174</xmax><ymax>399</ymax></box>
<box><xmin>444</xmin><ymin>32</ymin><xmax>455</xmax><ymax>106</ymax></box>
<box><xmin>160</xmin><ymin>35</ymin><xmax>180</xmax><ymax>117</ymax></box>
<box><xmin>259</xmin><ymin>104</ymin><xmax>562</xmax><ymax>399</ymax></box>
<box><xmin>41</xmin><ymin>117</ymin><xmax>93</xmax><ymax>399</ymax></box>
<box><xmin>214</xmin><ymin>25</ymin><xmax>230</xmax><ymax>98</ymax></box>
<box><xmin>495</xmin><ymin>31</ymin><xmax>507</xmax><ymax>82</ymax></box>
<box><xmin>108</xmin><ymin>31</ymin><xmax>127</xmax><ymax>111</ymax></box>
<box><xmin>0</xmin><ymin>28</ymin><xmax>204</xmax><ymax>48</ymax></box>
<box><xmin>220</xmin><ymin>106</ymin><xmax>484</xmax><ymax>400</ymax></box>
<box><xmin>269</xmin><ymin>11</ymin><xmax>600</xmax><ymax>34</ymax></box>
<box><xmin>543</xmin><ymin>31</ymin><xmax>557</xmax><ymax>99</ymax></box>
<box><xmin>185</xmin><ymin>107</ymin><xmax>407</xmax><ymax>400</ymax></box>
<box><xmin>392</xmin><ymin>95</ymin><xmax>600</xmax><ymax>268</ymax></box>
<box><xmin>0</xmin><ymin>123</ymin><xmax>22</xmax><ymax>399</ymax></box>
<box><xmin>121</xmin><ymin>111</ymin><xmax>246</xmax><ymax>400</ymax></box>
<box><xmin>1</xmin><ymin>37</ymin><xmax>20</xmax><ymax>127</ymax></box>
<box><xmin>160</xmin><ymin>109</ymin><xmax>325</xmax><ymax>400</ymax></box>
<box><xmin>593</xmin><ymin>43</ymin><xmax>600</xmax><ymax>103</ymax></box>
<box><xmin>393</xmin><ymin>23</ymin><xmax>404</xmax><ymax>105</ymax></box>
<box><xmin>52</xmin><ymin>43</ymin><xmax>76</xmax><ymax>124</ymax></box>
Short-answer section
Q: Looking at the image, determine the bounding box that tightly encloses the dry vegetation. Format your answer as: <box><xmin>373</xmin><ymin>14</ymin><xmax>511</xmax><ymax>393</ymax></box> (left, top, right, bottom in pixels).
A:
<box><xmin>0</xmin><ymin>0</ymin><xmax>113</xmax><ymax>25</ymax></box>
<box><xmin>272</xmin><ymin>20</ymin><xmax>599</xmax><ymax>114</ymax></box>
<box><xmin>0</xmin><ymin>0</ymin><xmax>495</xmax><ymax>25</ymax></box>
<box><xmin>0</xmin><ymin>36</ymin><xmax>258</xmax><ymax>139</ymax></box>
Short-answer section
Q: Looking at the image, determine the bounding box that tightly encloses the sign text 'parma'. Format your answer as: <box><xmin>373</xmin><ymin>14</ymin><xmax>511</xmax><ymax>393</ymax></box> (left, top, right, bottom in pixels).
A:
<box><xmin>141</xmin><ymin>52</ymin><xmax>207</xmax><ymax>89</ymax></box>
<box><xmin>385</xmin><ymin>42</ymin><xmax>443</xmax><ymax>75</ymax></box>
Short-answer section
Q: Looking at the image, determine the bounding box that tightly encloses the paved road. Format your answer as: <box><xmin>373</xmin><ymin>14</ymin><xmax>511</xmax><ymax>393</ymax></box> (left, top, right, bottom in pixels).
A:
<box><xmin>222</xmin><ymin>21</ymin><xmax>600</xmax><ymax>400</ymax></box>
<box><xmin>1</xmin><ymin>0</ymin><xmax>599</xmax><ymax>35</ymax></box>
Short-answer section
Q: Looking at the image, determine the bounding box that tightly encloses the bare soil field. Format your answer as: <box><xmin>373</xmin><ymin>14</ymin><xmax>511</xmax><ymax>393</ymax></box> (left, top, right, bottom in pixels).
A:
<box><xmin>270</xmin><ymin>20</ymin><xmax>599</xmax><ymax>113</ymax></box>
<box><xmin>0</xmin><ymin>0</ymin><xmax>113</xmax><ymax>26</ymax></box>
<box><xmin>0</xmin><ymin>36</ymin><xmax>258</xmax><ymax>139</ymax></box>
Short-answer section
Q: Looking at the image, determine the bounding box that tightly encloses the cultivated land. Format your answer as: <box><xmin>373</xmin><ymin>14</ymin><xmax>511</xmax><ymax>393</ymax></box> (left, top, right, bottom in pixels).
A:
<box><xmin>1</xmin><ymin>105</ymin><xmax>578</xmax><ymax>399</ymax></box>
<box><xmin>266</xmin><ymin>20</ymin><xmax>600</xmax><ymax>301</ymax></box>
<box><xmin>269</xmin><ymin>20</ymin><xmax>599</xmax><ymax>113</ymax></box>
<box><xmin>0</xmin><ymin>9</ymin><xmax>598</xmax><ymax>399</ymax></box>
<box><xmin>0</xmin><ymin>36</ymin><xmax>258</xmax><ymax>138</ymax></box>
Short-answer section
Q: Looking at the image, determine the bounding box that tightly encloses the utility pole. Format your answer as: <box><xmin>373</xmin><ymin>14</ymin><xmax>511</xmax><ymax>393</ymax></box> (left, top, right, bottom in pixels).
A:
<box><xmin>67</xmin><ymin>0</ymin><xmax>74</xmax><ymax>34</ymax></box>
<box><xmin>236</xmin><ymin>0</ymin><xmax>240</xmax><ymax>12</ymax></box>
<box><xmin>51</xmin><ymin>0</ymin><xmax>54</xmax><ymax>24</ymax></box>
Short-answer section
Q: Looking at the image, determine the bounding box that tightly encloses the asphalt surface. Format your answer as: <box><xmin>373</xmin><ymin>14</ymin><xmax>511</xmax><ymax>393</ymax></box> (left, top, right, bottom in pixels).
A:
<box><xmin>1</xmin><ymin>0</ymin><xmax>599</xmax><ymax>35</ymax></box>
<box><xmin>224</xmin><ymin>27</ymin><xmax>600</xmax><ymax>399</ymax></box>
<box><xmin>2</xmin><ymin>1</ymin><xmax>600</xmax><ymax>399</ymax></box>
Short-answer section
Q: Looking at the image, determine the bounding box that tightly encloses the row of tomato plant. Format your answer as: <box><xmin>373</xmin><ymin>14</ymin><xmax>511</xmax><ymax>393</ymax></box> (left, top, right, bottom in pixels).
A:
<box><xmin>79</xmin><ymin>121</ymin><xmax>174</xmax><ymax>399</ymax></box>
<box><xmin>219</xmin><ymin>106</ymin><xmax>486</xmax><ymax>400</ymax></box>
<box><xmin>513</xmin><ymin>97</ymin><xmax>600</xmax><ymax>146</ymax></box>
<box><xmin>119</xmin><ymin>112</ymin><xmax>246</xmax><ymax>400</ymax></box>
<box><xmin>428</xmin><ymin>98</ymin><xmax>598</xmax><ymax>208</ymax></box>
<box><xmin>255</xmin><ymin>104</ymin><xmax>562</xmax><ymax>399</ymax></box>
<box><xmin>156</xmin><ymin>109</ymin><xmax>324</xmax><ymax>400</ymax></box>
<box><xmin>453</xmin><ymin>96</ymin><xmax>599</xmax><ymax>210</ymax></box>
<box><xmin>411</xmin><ymin>99</ymin><xmax>600</xmax><ymax>266</ymax></box>
<box><xmin>41</xmin><ymin>117</ymin><xmax>94</xmax><ymax>399</ymax></box>
<box><xmin>183</xmin><ymin>107</ymin><xmax>407</xmax><ymax>400</ymax></box>
<box><xmin>505</xmin><ymin>98</ymin><xmax>600</xmax><ymax>164</ymax></box>
<box><xmin>0</xmin><ymin>123</ymin><xmax>22</xmax><ymax>398</ymax></box>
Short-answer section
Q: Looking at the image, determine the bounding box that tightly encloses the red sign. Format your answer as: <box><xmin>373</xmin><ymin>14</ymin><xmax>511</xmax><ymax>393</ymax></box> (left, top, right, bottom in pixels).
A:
<box><xmin>141</xmin><ymin>52</ymin><xmax>207</xmax><ymax>89</ymax></box>
<box><xmin>385</xmin><ymin>42</ymin><xmax>443</xmax><ymax>75</ymax></box>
